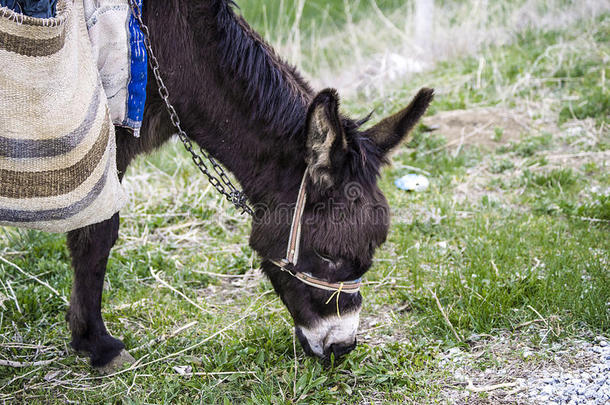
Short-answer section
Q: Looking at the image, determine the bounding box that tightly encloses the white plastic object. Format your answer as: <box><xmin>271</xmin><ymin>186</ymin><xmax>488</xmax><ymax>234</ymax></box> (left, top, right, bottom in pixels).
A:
<box><xmin>394</xmin><ymin>174</ymin><xmax>429</xmax><ymax>192</ymax></box>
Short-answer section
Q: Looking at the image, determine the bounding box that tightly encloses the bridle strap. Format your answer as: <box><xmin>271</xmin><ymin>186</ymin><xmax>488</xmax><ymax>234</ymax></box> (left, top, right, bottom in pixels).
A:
<box><xmin>269</xmin><ymin>259</ymin><xmax>362</xmax><ymax>294</ymax></box>
<box><xmin>295</xmin><ymin>272</ymin><xmax>361</xmax><ymax>294</ymax></box>
<box><xmin>285</xmin><ymin>170</ymin><xmax>308</xmax><ymax>266</ymax></box>
<box><xmin>269</xmin><ymin>171</ymin><xmax>362</xmax><ymax>294</ymax></box>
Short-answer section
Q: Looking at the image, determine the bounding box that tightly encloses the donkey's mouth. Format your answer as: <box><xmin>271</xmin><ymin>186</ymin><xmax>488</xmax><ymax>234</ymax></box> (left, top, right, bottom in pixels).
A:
<box><xmin>323</xmin><ymin>339</ymin><xmax>357</xmax><ymax>362</ymax></box>
<box><xmin>295</xmin><ymin>325</ymin><xmax>358</xmax><ymax>361</ymax></box>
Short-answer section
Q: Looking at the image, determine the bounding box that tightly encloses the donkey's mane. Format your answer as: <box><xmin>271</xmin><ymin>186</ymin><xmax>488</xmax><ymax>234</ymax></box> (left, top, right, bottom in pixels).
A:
<box><xmin>204</xmin><ymin>1</ymin><xmax>381</xmax><ymax>188</ymax></box>
<box><xmin>212</xmin><ymin>0</ymin><xmax>314</xmax><ymax>138</ymax></box>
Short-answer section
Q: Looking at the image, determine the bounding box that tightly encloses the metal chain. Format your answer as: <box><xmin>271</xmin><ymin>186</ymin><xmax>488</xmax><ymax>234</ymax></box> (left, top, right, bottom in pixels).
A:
<box><xmin>128</xmin><ymin>0</ymin><xmax>254</xmax><ymax>216</ymax></box>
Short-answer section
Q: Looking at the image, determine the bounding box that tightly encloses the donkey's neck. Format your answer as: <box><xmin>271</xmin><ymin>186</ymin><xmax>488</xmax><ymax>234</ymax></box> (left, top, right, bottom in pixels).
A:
<box><xmin>144</xmin><ymin>0</ymin><xmax>314</xmax><ymax>205</ymax></box>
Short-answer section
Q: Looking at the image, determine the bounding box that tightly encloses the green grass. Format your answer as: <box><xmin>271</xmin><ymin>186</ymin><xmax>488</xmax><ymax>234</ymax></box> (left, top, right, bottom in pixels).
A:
<box><xmin>362</xmin><ymin>14</ymin><xmax>609</xmax><ymax>125</ymax></box>
<box><xmin>1</xmin><ymin>2</ymin><xmax>609</xmax><ymax>404</ymax></box>
<box><xmin>237</xmin><ymin>0</ymin><xmax>406</xmax><ymax>37</ymax></box>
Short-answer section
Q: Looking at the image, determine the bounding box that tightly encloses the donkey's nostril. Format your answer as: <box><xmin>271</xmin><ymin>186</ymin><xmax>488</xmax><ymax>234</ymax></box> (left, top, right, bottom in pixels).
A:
<box><xmin>325</xmin><ymin>339</ymin><xmax>357</xmax><ymax>360</ymax></box>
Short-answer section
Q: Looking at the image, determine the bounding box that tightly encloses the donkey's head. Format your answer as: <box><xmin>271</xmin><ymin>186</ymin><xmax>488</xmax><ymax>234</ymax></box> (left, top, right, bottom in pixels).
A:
<box><xmin>252</xmin><ymin>88</ymin><xmax>433</xmax><ymax>361</ymax></box>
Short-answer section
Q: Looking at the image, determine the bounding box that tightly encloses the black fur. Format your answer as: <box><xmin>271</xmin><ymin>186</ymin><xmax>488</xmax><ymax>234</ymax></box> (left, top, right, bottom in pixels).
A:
<box><xmin>65</xmin><ymin>0</ymin><xmax>432</xmax><ymax>367</ymax></box>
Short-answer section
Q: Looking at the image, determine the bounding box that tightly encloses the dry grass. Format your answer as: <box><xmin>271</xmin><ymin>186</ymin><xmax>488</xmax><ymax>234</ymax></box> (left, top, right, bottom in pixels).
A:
<box><xmin>256</xmin><ymin>0</ymin><xmax>610</xmax><ymax>98</ymax></box>
<box><xmin>0</xmin><ymin>1</ymin><xmax>608</xmax><ymax>403</ymax></box>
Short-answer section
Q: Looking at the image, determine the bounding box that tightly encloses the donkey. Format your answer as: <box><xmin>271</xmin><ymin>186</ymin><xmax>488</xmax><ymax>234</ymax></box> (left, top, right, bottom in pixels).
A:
<box><xmin>66</xmin><ymin>0</ymin><xmax>433</xmax><ymax>371</ymax></box>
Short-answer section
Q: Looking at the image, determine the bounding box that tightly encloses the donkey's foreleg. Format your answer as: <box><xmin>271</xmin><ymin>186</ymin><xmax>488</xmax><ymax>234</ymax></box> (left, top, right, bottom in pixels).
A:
<box><xmin>66</xmin><ymin>213</ymin><xmax>134</xmax><ymax>371</ymax></box>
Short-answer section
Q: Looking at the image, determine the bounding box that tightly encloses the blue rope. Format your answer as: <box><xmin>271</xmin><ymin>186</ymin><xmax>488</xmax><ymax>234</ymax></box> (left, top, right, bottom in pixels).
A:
<box><xmin>124</xmin><ymin>0</ymin><xmax>147</xmax><ymax>132</ymax></box>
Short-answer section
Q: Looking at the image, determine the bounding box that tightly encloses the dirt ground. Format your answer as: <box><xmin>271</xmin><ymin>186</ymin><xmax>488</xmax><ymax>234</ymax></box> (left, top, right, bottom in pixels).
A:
<box><xmin>422</xmin><ymin>107</ymin><xmax>539</xmax><ymax>150</ymax></box>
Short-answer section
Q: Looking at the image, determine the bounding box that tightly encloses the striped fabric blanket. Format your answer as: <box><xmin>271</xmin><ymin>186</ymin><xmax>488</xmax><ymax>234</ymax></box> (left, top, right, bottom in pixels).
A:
<box><xmin>0</xmin><ymin>0</ymin><xmax>126</xmax><ymax>232</ymax></box>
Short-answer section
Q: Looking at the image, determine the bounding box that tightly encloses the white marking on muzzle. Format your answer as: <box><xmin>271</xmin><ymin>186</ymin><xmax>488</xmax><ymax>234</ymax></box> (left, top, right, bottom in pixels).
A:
<box><xmin>297</xmin><ymin>310</ymin><xmax>360</xmax><ymax>357</ymax></box>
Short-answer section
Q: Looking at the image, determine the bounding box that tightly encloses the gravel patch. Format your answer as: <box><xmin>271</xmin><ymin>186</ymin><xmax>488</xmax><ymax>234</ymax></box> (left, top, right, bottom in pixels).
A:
<box><xmin>440</xmin><ymin>334</ymin><xmax>610</xmax><ymax>404</ymax></box>
<box><xmin>517</xmin><ymin>336</ymin><xmax>610</xmax><ymax>405</ymax></box>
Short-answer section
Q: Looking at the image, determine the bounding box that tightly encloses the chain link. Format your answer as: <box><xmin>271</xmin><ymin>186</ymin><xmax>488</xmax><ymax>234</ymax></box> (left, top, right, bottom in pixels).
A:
<box><xmin>128</xmin><ymin>0</ymin><xmax>254</xmax><ymax>216</ymax></box>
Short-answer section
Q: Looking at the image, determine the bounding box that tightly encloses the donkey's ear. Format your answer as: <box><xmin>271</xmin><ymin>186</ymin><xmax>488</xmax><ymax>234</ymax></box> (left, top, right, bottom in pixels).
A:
<box><xmin>365</xmin><ymin>88</ymin><xmax>434</xmax><ymax>155</ymax></box>
<box><xmin>305</xmin><ymin>89</ymin><xmax>348</xmax><ymax>190</ymax></box>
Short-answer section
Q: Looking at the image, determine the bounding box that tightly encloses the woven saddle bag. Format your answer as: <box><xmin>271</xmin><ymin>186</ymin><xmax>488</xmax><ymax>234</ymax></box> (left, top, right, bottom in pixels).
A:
<box><xmin>0</xmin><ymin>0</ymin><xmax>126</xmax><ymax>233</ymax></box>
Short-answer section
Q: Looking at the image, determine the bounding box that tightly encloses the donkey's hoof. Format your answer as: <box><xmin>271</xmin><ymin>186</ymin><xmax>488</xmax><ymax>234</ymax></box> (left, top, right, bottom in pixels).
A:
<box><xmin>95</xmin><ymin>349</ymin><xmax>135</xmax><ymax>375</ymax></box>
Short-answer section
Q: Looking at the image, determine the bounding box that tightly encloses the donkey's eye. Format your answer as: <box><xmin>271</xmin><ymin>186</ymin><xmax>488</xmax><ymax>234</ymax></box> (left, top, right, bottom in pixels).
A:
<box><xmin>314</xmin><ymin>249</ymin><xmax>335</xmax><ymax>265</ymax></box>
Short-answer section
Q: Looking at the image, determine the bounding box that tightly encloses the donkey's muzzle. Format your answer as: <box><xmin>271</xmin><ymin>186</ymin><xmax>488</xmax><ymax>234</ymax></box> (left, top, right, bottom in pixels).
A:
<box><xmin>295</xmin><ymin>326</ymin><xmax>357</xmax><ymax>362</ymax></box>
<box><xmin>324</xmin><ymin>339</ymin><xmax>357</xmax><ymax>361</ymax></box>
<box><xmin>294</xmin><ymin>310</ymin><xmax>360</xmax><ymax>360</ymax></box>
<box><xmin>295</xmin><ymin>326</ymin><xmax>317</xmax><ymax>357</ymax></box>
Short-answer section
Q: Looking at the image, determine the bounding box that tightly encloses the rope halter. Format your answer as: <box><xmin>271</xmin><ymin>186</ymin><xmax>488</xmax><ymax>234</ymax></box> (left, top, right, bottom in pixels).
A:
<box><xmin>268</xmin><ymin>172</ymin><xmax>362</xmax><ymax>295</ymax></box>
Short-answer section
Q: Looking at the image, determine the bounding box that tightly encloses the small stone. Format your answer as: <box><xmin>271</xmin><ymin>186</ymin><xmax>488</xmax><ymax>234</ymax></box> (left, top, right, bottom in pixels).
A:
<box><xmin>173</xmin><ymin>365</ymin><xmax>192</xmax><ymax>375</ymax></box>
<box><xmin>448</xmin><ymin>347</ymin><xmax>461</xmax><ymax>356</ymax></box>
<box><xmin>584</xmin><ymin>388</ymin><xmax>597</xmax><ymax>399</ymax></box>
<box><xmin>44</xmin><ymin>370</ymin><xmax>61</xmax><ymax>381</ymax></box>
<box><xmin>599</xmin><ymin>340</ymin><xmax>608</xmax><ymax>347</ymax></box>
